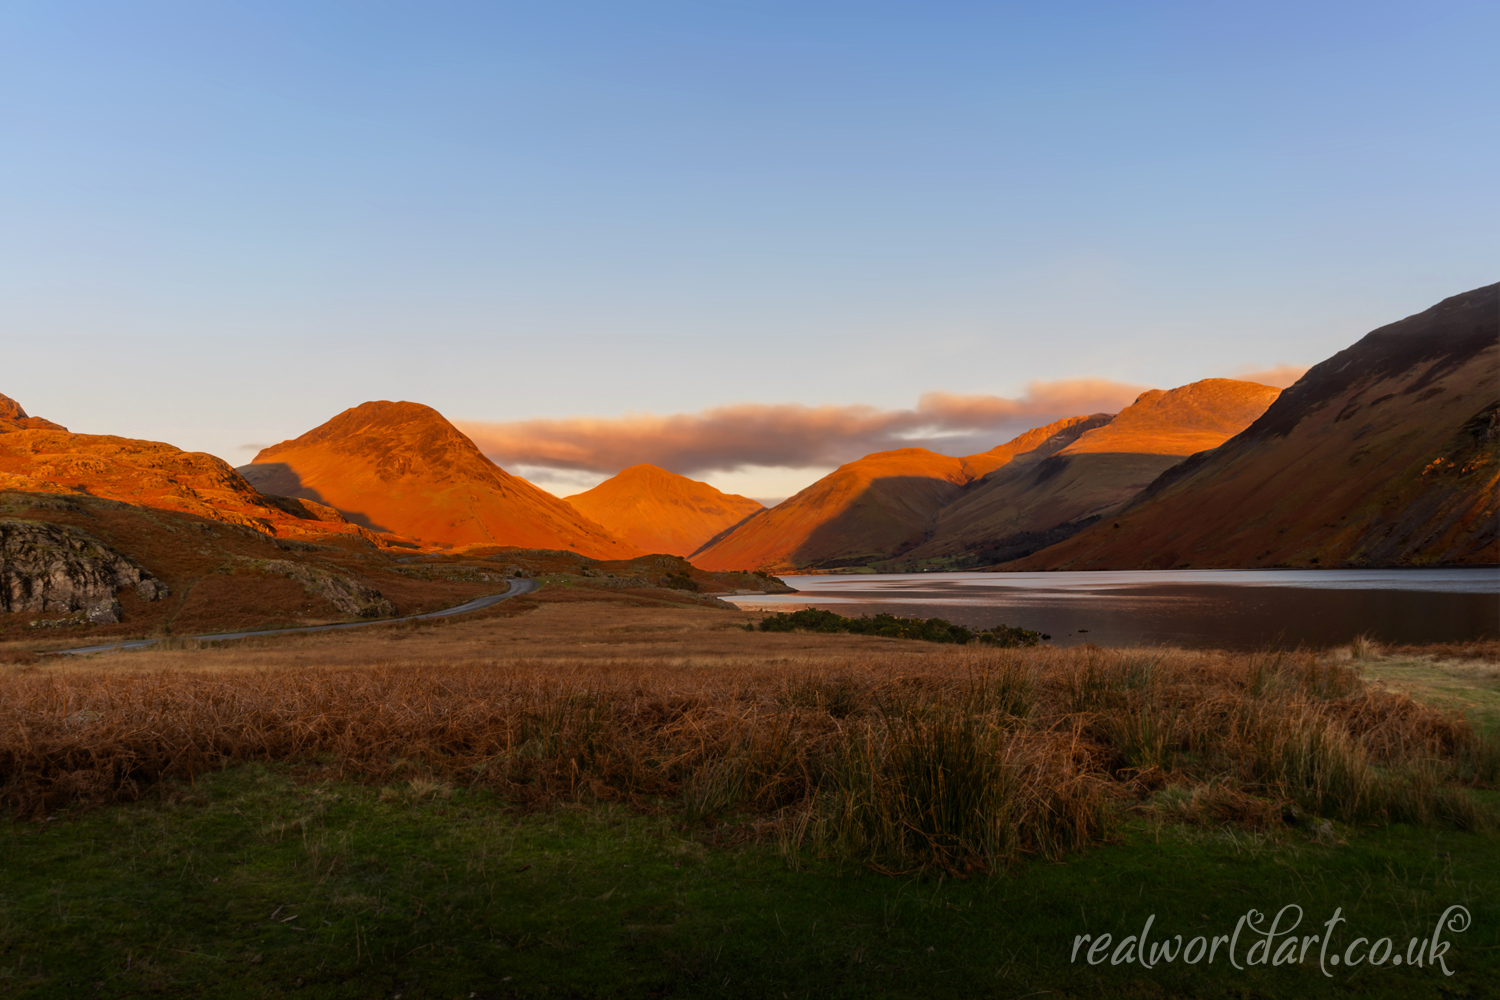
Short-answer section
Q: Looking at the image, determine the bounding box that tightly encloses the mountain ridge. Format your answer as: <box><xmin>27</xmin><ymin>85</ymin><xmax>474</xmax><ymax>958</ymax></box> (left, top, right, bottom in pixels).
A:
<box><xmin>894</xmin><ymin>379</ymin><xmax>1281</xmax><ymax>567</ymax></box>
<box><xmin>689</xmin><ymin>414</ymin><xmax>1116</xmax><ymax>572</ymax></box>
<box><xmin>242</xmin><ymin>400</ymin><xmax>641</xmax><ymax>558</ymax></box>
<box><xmin>1005</xmin><ymin>284</ymin><xmax>1499</xmax><ymax>569</ymax></box>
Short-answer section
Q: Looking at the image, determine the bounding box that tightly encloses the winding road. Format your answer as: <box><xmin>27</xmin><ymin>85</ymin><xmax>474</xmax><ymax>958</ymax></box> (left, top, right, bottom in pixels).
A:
<box><xmin>48</xmin><ymin>578</ymin><xmax>541</xmax><ymax>656</ymax></box>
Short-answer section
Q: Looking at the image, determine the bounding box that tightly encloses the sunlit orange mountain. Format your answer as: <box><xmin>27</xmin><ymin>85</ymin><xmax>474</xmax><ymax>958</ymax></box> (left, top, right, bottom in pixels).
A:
<box><xmin>0</xmin><ymin>395</ymin><xmax>793</xmax><ymax>641</ymax></box>
<box><xmin>241</xmin><ymin>401</ymin><xmax>641</xmax><ymax>558</ymax></box>
<box><xmin>689</xmin><ymin>415</ymin><xmax>1111</xmax><ymax>572</ymax></box>
<box><xmin>564</xmin><ymin>464</ymin><xmax>762</xmax><ymax>556</ymax></box>
<box><xmin>0</xmin><ymin>393</ymin><xmax>374</xmax><ymax>545</ymax></box>
<box><xmin>900</xmin><ymin>379</ymin><xmax>1281</xmax><ymax>566</ymax></box>
<box><xmin>1008</xmin><ymin>284</ymin><xmax>1499</xmax><ymax>570</ymax></box>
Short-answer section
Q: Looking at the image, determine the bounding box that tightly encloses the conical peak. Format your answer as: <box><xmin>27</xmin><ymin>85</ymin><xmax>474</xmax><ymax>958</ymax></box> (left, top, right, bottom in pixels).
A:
<box><xmin>613</xmin><ymin>463</ymin><xmax>677</xmax><ymax>483</ymax></box>
<box><xmin>565</xmin><ymin>463</ymin><xmax>762</xmax><ymax>556</ymax></box>
<box><xmin>255</xmin><ymin>399</ymin><xmax>492</xmax><ymax>477</ymax></box>
<box><xmin>292</xmin><ymin>400</ymin><xmax>455</xmax><ymax>442</ymax></box>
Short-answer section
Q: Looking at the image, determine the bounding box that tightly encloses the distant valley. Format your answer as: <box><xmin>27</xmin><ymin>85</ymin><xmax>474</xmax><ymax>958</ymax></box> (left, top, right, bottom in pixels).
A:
<box><xmin>1</xmin><ymin>284</ymin><xmax>1494</xmax><ymax>643</ymax></box>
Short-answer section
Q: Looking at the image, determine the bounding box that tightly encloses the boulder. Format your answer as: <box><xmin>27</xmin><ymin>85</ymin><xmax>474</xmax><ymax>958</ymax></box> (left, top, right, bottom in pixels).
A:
<box><xmin>135</xmin><ymin>578</ymin><xmax>170</xmax><ymax>602</ymax></box>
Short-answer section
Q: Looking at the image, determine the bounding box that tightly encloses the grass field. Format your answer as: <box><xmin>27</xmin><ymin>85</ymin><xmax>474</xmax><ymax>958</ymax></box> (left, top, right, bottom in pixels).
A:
<box><xmin>2</xmin><ymin>601</ymin><xmax>1497</xmax><ymax>998</ymax></box>
<box><xmin>4</xmin><ymin>765</ymin><xmax>1496</xmax><ymax>999</ymax></box>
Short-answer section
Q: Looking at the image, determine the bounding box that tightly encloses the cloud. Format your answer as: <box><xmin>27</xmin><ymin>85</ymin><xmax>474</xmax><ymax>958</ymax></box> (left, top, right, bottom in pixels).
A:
<box><xmin>456</xmin><ymin>378</ymin><xmax>1148</xmax><ymax>477</ymax></box>
<box><xmin>1229</xmin><ymin>364</ymin><xmax>1309</xmax><ymax>389</ymax></box>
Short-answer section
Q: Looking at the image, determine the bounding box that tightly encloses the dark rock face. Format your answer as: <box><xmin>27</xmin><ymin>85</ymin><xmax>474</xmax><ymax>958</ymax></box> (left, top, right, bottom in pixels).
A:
<box><xmin>0</xmin><ymin>519</ymin><xmax>158</xmax><ymax>613</ymax></box>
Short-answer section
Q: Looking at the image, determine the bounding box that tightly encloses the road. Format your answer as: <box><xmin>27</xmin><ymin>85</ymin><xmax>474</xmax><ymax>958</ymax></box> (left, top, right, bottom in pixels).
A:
<box><xmin>47</xmin><ymin>577</ymin><xmax>540</xmax><ymax>656</ymax></box>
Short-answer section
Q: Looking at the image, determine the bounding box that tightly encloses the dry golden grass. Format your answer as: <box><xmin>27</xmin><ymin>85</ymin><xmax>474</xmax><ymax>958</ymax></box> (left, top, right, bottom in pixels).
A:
<box><xmin>5</xmin><ymin>603</ymin><xmax>1496</xmax><ymax>875</ymax></box>
<box><xmin>13</xmin><ymin>594</ymin><xmax>890</xmax><ymax>673</ymax></box>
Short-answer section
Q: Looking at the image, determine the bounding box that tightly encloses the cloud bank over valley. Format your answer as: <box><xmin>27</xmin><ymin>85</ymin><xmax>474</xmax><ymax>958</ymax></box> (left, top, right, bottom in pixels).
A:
<box><xmin>460</xmin><ymin>379</ymin><xmax>1156</xmax><ymax>501</ymax></box>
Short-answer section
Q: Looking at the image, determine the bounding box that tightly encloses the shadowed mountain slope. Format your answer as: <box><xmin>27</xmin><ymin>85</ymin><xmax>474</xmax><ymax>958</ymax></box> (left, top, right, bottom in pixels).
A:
<box><xmin>565</xmin><ymin>464</ymin><xmax>762</xmax><ymax>557</ymax></box>
<box><xmin>689</xmin><ymin>415</ymin><xmax>1111</xmax><ymax>572</ymax></box>
<box><xmin>900</xmin><ymin>379</ymin><xmax>1281</xmax><ymax>566</ymax></box>
<box><xmin>242</xmin><ymin>401</ymin><xmax>640</xmax><ymax>558</ymax></box>
<box><xmin>1008</xmin><ymin>284</ymin><xmax>1500</xmax><ymax>570</ymax></box>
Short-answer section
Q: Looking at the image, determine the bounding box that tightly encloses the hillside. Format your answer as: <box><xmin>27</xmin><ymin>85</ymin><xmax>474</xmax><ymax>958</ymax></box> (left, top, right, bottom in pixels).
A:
<box><xmin>1008</xmin><ymin>284</ymin><xmax>1500</xmax><ymax>569</ymax></box>
<box><xmin>565</xmin><ymin>464</ymin><xmax>762</xmax><ymax>556</ymax></box>
<box><xmin>0</xmin><ymin>394</ymin><xmax>378</xmax><ymax>548</ymax></box>
<box><xmin>241</xmin><ymin>401</ymin><xmax>640</xmax><ymax>559</ymax></box>
<box><xmin>899</xmin><ymin>379</ymin><xmax>1281</xmax><ymax>567</ymax></box>
<box><xmin>689</xmin><ymin>415</ymin><xmax>1110</xmax><ymax>572</ymax></box>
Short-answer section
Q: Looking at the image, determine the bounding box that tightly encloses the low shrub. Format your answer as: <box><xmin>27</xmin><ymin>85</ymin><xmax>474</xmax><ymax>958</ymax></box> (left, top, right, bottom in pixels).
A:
<box><xmin>755</xmin><ymin>608</ymin><xmax>1048</xmax><ymax>646</ymax></box>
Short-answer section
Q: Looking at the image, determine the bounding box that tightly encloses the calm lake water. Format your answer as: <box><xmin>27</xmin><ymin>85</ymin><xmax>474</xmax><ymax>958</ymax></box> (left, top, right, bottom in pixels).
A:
<box><xmin>724</xmin><ymin>569</ymin><xmax>1500</xmax><ymax>650</ymax></box>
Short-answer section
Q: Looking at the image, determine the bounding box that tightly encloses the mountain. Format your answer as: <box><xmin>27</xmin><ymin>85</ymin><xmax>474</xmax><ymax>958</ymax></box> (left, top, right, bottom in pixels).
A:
<box><xmin>688</xmin><ymin>415</ymin><xmax>1110</xmax><ymax>572</ymax></box>
<box><xmin>564</xmin><ymin>464</ymin><xmax>762</xmax><ymax>556</ymax></box>
<box><xmin>900</xmin><ymin>379</ymin><xmax>1281</xmax><ymax>567</ymax></box>
<box><xmin>240</xmin><ymin>400</ymin><xmax>641</xmax><ymax>558</ymax></box>
<box><xmin>1008</xmin><ymin>284</ymin><xmax>1499</xmax><ymax>570</ymax></box>
<box><xmin>0</xmin><ymin>394</ymin><xmax>375</xmax><ymax>546</ymax></box>
<box><xmin>0</xmin><ymin>392</ymin><xmax>445</xmax><ymax>638</ymax></box>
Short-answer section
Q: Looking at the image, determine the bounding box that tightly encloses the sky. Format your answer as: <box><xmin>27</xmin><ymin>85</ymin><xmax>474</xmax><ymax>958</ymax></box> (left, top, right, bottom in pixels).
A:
<box><xmin>3</xmin><ymin>1</ymin><xmax>1496</xmax><ymax>502</ymax></box>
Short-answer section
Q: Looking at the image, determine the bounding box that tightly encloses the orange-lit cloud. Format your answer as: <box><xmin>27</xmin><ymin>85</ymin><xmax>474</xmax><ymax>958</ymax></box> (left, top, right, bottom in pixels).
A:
<box><xmin>457</xmin><ymin>378</ymin><xmax>1149</xmax><ymax>476</ymax></box>
<box><xmin>1230</xmin><ymin>364</ymin><xmax>1309</xmax><ymax>389</ymax></box>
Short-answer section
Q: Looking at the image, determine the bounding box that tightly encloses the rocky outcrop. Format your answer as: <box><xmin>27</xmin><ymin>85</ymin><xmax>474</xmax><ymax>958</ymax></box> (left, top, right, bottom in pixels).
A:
<box><xmin>0</xmin><ymin>394</ymin><xmax>67</xmax><ymax>433</ymax></box>
<box><xmin>0</xmin><ymin>519</ymin><xmax>165</xmax><ymax>613</ymax></box>
<box><xmin>260</xmin><ymin>559</ymin><xmax>397</xmax><ymax>618</ymax></box>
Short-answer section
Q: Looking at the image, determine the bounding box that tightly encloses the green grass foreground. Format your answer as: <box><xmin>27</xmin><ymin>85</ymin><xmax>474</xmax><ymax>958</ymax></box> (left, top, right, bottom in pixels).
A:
<box><xmin>3</xmin><ymin>765</ymin><xmax>1495</xmax><ymax>999</ymax></box>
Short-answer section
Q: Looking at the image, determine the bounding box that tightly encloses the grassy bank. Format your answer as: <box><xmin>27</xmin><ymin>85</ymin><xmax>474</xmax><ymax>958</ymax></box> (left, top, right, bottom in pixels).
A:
<box><xmin>3</xmin><ymin>763</ymin><xmax>1497</xmax><ymax>998</ymax></box>
<box><xmin>3</xmin><ymin>638</ymin><xmax>1497</xmax><ymax>996</ymax></box>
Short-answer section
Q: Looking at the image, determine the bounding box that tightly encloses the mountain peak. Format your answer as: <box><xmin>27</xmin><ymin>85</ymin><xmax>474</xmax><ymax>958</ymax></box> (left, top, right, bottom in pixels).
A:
<box><xmin>243</xmin><ymin>400</ymin><xmax>640</xmax><ymax>556</ymax></box>
<box><xmin>567</xmin><ymin>465</ymin><xmax>761</xmax><ymax>556</ymax></box>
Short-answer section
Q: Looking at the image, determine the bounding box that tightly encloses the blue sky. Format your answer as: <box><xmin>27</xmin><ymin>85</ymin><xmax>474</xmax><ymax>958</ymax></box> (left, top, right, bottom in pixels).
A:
<box><xmin>3</xmin><ymin>1</ymin><xmax>1496</xmax><ymax>500</ymax></box>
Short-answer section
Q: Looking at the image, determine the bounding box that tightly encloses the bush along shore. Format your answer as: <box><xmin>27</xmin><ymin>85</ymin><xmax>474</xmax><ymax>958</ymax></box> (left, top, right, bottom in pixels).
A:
<box><xmin>754</xmin><ymin>606</ymin><xmax>1049</xmax><ymax>646</ymax></box>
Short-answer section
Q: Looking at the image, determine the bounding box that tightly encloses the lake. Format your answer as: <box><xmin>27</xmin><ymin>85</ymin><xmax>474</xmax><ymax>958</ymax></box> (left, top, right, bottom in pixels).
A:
<box><xmin>723</xmin><ymin>569</ymin><xmax>1500</xmax><ymax>650</ymax></box>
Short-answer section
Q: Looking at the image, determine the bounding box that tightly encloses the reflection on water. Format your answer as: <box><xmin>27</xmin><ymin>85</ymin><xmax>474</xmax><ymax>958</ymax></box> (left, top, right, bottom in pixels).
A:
<box><xmin>726</xmin><ymin>569</ymin><xmax>1500</xmax><ymax>650</ymax></box>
